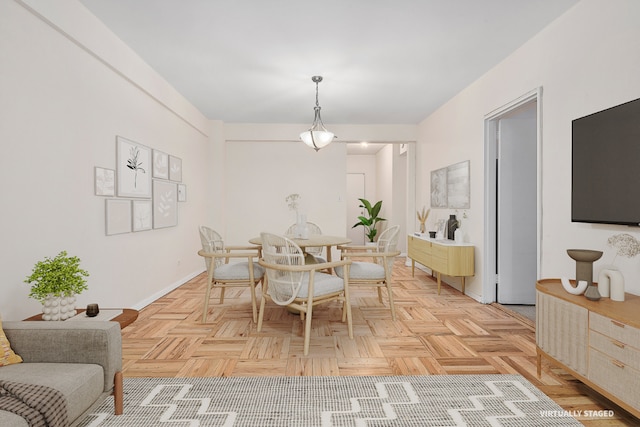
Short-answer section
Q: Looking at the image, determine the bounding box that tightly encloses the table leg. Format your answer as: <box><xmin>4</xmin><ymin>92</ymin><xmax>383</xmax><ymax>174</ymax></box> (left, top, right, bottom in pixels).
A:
<box><xmin>461</xmin><ymin>276</ymin><xmax>466</xmax><ymax>294</ymax></box>
<box><xmin>411</xmin><ymin>259</ymin><xmax>415</xmax><ymax>277</ymax></box>
<box><xmin>437</xmin><ymin>272</ymin><xmax>442</xmax><ymax>295</ymax></box>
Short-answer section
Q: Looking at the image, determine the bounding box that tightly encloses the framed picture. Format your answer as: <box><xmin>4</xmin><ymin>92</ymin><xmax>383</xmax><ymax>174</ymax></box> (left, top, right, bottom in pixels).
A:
<box><xmin>177</xmin><ymin>184</ymin><xmax>187</xmax><ymax>202</ymax></box>
<box><xmin>116</xmin><ymin>136</ymin><xmax>152</xmax><ymax>198</ymax></box>
<box><xmin>430</xmin><ymin>167</ymin><xmax>447</xmax><ymax>208</ymax></box>
<box><xmin>152</xmin><ymin>149</ymin><xmax>169</xmax><ymax>179</ymax></box>
<box><xmin>94</xmin><ymin>167</ymin><xmax>115</xmax><ymax>196</ymax></box>
<box><xmin>153</xmin><ymin>179</ymin><xmax>178</xmax><ymax>228</ymax></box>
<box><xmin>132</xmin><ymin>200</ymin><xmax>152</xmax><ymax>232</ymax></box>
<box><xmin>447</xmin><ymin>160</ymin><xmax>470</xmax><ymax>209</ymax></box>
<box><xmin>169</xmin><ymin>155</ymin><xmax>182</xmax><ymax>182</ymax></box>
<box><xmin>105</xmin><ymin>199</ymin><xmax>131</xmax><ymax>235</ymax></box>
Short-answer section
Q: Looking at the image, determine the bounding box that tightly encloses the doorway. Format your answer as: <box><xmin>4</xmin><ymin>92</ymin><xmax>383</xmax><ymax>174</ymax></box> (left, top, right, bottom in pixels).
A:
<box><xmin>346</xmin><ymin>173</ymin><xmax>366</xmax><ymax>245</ymax></box>
<box><xmin>483</xmin><ymin>89</ymin><xmax>541</xmax><ymax>304</ymax></box>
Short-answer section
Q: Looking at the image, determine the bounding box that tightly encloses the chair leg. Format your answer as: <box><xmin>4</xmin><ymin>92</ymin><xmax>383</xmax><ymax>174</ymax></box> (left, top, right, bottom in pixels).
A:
<box><xmin>386</xmin><ymin>281</ymin><xmax>396</xmax><ymax>321</ymax></box>
<box><xmin>377</xmin><ymin>287</ymin><xmax>384</xmax><ymax>303</ymax></box>
<box><xmin>250</xmin><ymin>281</ymin><xmax>258</xmax><ymax>323</ymax></box>
<box><xmin>257</xmin><ymin>295</ymin><xmax>267</xmax><ymax>332</ymax></box>
<box><xmin>219</xmin><ymin>287</ymin><xmax>226</xmax><ymax>304</ymax></box>
<box><xmin>303</xmin><ymin>305</ymin><xmax>313</xmax><ymax>356</ymax></box>
<box><xmin>113</xmin><ymin>371</ymin><xmax>123</xmax><ymax>415</ymax></box>
<box><xmin>202</xmin><ymin>282</ymin><xmax>212</xmax><ymax>322</ymax></box>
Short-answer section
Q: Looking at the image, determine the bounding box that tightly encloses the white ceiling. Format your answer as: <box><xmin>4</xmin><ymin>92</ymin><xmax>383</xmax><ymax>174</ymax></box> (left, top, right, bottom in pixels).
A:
<box><xmin>79</xmin><ymin>0</ymin><xmax>578</xmax><ymax>126</ymax></box>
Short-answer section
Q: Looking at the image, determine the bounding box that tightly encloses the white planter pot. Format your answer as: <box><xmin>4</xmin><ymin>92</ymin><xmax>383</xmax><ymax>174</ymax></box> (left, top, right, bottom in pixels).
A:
<box><xmin>41</xmin><ymin>294</ymin><xmax>77</xmax><ymax>321</ymax></box>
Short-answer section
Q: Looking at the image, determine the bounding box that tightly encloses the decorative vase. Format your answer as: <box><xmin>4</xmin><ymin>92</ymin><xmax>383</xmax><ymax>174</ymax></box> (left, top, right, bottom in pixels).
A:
<box><xmin>42</xmin><ymin>294</ymin><xmax>76</xmax><ymax>321</ymax></box>
<box><xmin>419</xmin><ymin>222</ymin><xmax>426</xmax><ymax>233</ymax></box>
<box><xmin>598</xmin><ymin>269</ymin><xmax>625</xmax><ymax>301</ymax></box>
<box><xmin>446</xmin><ymin>215</ymin><xmax>459</xmax><ymax>240</ymax></box>
<box><xmin>566</xmin><ymin>249</ymin><xmax>603</xmax><ymax>301</ymax></box>
<box><xmin>295</xmin><ymin>213</ymin><xmax>309</xmax><ymax>239</ymax></box>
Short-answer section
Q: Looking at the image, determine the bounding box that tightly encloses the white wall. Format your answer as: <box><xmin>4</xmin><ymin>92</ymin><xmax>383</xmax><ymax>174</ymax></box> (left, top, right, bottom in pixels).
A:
<box><xmin>417</xmin><ymin>0</ymin><xmax>640</xmax><ymax>300</ymax></box>
<box><xmin>0</xmin><ymin>0</ymin><xmax>211</xmax><ymax>319</ymax></box>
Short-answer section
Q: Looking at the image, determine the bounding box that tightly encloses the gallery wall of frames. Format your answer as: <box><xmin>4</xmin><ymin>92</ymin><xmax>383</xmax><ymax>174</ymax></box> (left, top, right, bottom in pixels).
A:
<box><xmin>94</xmin><ymin>136</ymin><xmax>186</xmax><ymax>235</ymax></box>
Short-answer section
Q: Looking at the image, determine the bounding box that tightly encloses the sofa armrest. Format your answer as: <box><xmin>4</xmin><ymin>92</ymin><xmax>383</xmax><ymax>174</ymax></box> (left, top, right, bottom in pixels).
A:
<box><xmin>3</xmin><ymin>321</ymin><xmax>122</xmax><ymax>392</ymax></box>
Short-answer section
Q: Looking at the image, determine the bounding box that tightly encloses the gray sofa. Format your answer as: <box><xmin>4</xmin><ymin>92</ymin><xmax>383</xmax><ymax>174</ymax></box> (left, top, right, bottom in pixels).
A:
<box><xmin>0</xmin><ymin>321</ymin><xmax>123</xmax><ymax>426</ymax></box>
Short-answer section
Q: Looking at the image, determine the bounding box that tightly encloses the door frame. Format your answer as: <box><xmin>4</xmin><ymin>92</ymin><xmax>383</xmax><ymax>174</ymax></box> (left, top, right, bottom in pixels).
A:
<box><xmin>482</xmin><ymin>87</ymin><xmax>543</xmax><ymax>303</ymax></box>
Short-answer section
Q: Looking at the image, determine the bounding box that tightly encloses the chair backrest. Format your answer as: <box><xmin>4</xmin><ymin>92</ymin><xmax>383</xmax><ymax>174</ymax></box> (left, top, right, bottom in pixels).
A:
<box><xmin>260</xmin><ymin>232</ymin><xmax>305</xmax><ymax>306</ymax></box>
<box><xmin>199</xmin><ymin>226</ymin><xmax>225</xmax><ymax>270</ymax></box>
<box><xmin>376</xmin><ymin>225</ymin><xmax>400</xmax><ymax>270</ymax></box>
<box><xmin>285</xmin><ymin>222</ymin><xmax>323</xmax><ymax>255</ymax></box>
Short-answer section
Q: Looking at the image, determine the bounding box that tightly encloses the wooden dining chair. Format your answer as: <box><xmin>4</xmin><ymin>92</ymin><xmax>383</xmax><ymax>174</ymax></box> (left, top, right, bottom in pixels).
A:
<box><xmin>336</xmin><ymin>225</ymin><xmax>401</xmax><ymax>320</ymax></box>
<box><xmin>285</xmin><ymin>221</ymin><xmax>326</xmax><ymax>262</ymax></box>
<box><xmin>198</xmin><ymin>226</ymin><xmax>264</xmax><ymax>323</ymax></box>
<box><xmin>257</xmin><ymin>232</ymin><xmax>353</xmax><ymax>355</ymax></box>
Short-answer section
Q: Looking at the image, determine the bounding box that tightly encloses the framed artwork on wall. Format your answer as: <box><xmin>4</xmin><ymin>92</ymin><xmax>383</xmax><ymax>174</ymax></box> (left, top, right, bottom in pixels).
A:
<box><xmin>94</xmin><ymin>167</ymin><xmax>115</xmax><ymax>196</ymax></box>
<box><xmin>116</xmin><ymin>136</ymin><xmax>152</xmax><ymax>198</ymax></box>
<box><xmin>105</xmin><ymin>199</ymin><xmax>131</xmax><ymax>235</ymax></box>
<box><xmin>177</xmin><ymin>184</ymin><xmax>187</xmax><ymax>202</ymax></box>
<box><xmin>430</xmin><ymin>167</ymin><xmax>447</xmax><ymax>208</ymax></box>
<box><xmin>169</xmin><ymin>155</ymin><xmax>182</xmax><ymax>182</ymax></box>
<box><xmin>153</xmin><ymin>179</ymin><xmax>178</xmax><ymax>228</ymax></box>
<box><xmin>152</xmin><ymin>149</ymin><xmax>169</xmax><ymax>179</ymax></box>
<box><xmin>447</xmin><ymin>160</ymin><xmax>470</xmax><ymax>209</ymax></box>
<box><xmin>132</xmin><ymin>200</ymin><xmax>152</xmax><ymax>232</ymax></box>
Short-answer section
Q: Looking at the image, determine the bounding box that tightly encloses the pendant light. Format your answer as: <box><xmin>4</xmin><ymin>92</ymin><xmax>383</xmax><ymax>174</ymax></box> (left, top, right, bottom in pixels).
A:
<box><xmin>300</xmin><ymin>76</ymin><xmax>335</xmax><ymax>151</ymax></box>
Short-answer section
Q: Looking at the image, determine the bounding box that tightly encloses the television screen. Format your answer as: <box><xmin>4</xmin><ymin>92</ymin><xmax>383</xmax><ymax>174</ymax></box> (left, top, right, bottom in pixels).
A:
<box><xmin>572</xmin><ymin>97</ymin><xmax>640</xmax><ymax>225</ymax></box>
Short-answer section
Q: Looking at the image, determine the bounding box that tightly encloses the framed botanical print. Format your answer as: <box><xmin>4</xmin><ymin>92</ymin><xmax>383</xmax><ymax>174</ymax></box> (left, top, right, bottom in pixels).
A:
<box><xmin>153</xmin><ymin>179</ymin><xmax>178</xmax><ymax>228</ymax></box>
<box><xmin>105</xmin><ymin>199</ymin><xmax>131</xmax><ymax>235</ymax></box>
<box><xmin>132</xmin><ymin>200</ymin><xmax>152</xmax><ymax>232</ymax></box>
<box><xmin>169</xmin><ymin>155</ymin><xmax>182</xmax><ymax>182</ymax></box>
<box><xmin>177</xmin><ymin>184</ymin><xmax>186</xmax><ymax>202</ymax></box>
<box><xmin>94</xmin><ymin>167</ymin><xmax>115</xmax><ymax>196</ymax></box>
<box><xmin>152</xmin><ymin>149</ymin><xmax>169</xmax><ymax>179</ymax></box>
<box><xmin>116</xmin><ymin>136</ymin><xmax>152</xmax><ymax>198</ymax></box>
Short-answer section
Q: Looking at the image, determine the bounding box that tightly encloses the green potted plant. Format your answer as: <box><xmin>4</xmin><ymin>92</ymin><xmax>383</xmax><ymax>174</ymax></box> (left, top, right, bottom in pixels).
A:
<box><xmin>352</xmin><ymin>198</ymin><xmax>386</xmax><ymax>243</ymax></box>
<box><xmin>24</xmin><ymin>251</ymin><xmax>89</xmax><ymax>320</ymax></box>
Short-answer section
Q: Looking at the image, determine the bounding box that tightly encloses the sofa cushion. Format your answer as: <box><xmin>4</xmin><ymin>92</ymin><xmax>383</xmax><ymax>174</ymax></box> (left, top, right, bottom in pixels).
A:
<box><xmin>0</xmin><ymin>319</ymin><xmax>22</xmax><ymax>366</ymax></box>
<box><xmin>0</xmin><ymin>363</ymin><xmax>104</xmax><ymax>422</ymax></box>
<box><xmin>0</xmin><ymin>410</ymin><xmax>28</xmax><ymax>426</ymax></box>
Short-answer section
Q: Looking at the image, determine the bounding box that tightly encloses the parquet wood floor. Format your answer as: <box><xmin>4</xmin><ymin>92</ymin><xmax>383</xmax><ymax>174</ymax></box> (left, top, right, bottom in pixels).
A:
<box><xmin>121</xmin><ymin>258</ymin><xmax>637</xmax><ymax>426</ymax></box>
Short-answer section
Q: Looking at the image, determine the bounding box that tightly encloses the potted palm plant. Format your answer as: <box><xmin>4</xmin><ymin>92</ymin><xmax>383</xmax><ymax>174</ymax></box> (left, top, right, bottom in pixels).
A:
<box><xmin>352</xmin><ymin>198</ymin><xmax>386</xmax><ymax>243</ymax></box>
<box><xmin>24</xmin><ymin>251</ymin><xmax>89</xmax><ymax>320</ymax></box>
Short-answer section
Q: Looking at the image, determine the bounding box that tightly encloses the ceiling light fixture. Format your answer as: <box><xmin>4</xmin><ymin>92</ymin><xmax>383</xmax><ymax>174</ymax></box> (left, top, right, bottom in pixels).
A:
<box><xmin>300</xmin><ymin>76</ymin><xmax>335</xmax><ymax>151</ymax></box>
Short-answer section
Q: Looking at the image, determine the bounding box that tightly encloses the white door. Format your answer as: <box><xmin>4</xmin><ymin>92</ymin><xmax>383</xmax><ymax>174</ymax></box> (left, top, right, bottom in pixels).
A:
<box><xmin>346</xmin><ymin>173</ymin><xmax>365</xmax><ymax>245</ymax></box>
<box><xmin>496</xmin><ymin>102</ymin><xmax>538</xmax><ymax>304</ymax></box>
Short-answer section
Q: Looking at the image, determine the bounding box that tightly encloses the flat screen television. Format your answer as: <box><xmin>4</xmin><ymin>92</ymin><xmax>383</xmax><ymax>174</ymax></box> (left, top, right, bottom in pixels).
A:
<box><xmin>572</xmin><ymin>97</ymin><xmax>640</xmax><ymax>226</ymax></box>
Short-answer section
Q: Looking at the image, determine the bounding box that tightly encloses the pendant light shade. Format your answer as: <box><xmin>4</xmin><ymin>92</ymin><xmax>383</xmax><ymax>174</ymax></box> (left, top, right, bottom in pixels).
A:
<box><xmin>300</xmin><ymin>76</ymin><xmax>335</xmax><ymax>151</ymax></box>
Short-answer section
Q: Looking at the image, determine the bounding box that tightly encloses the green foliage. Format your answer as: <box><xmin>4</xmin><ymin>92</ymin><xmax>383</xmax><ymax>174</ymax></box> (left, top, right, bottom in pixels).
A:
<box><xmin>351</xmin><ymin>198</ymin><xmax>386</xmax><ymax>242</ymax></box>
<box><xmin>24</xmin><ymin>251</ymin><xmax>89</xmax><ymax>302</ymax></box>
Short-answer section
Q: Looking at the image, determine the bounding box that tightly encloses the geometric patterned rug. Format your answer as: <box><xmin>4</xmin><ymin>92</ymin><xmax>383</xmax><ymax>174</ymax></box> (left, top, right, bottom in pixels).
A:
<box><xmin>77</xmin><ymin>375</ymin><xmax>582</xmax><ymax>426</ymax></box>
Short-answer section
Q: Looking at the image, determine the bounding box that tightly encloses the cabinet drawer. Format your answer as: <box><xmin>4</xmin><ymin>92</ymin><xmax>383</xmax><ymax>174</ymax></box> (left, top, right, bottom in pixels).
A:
<box><xmin>432</xmin><ymin>244</ymin><xmax>448</xmax><ymax>259</ymax></box>
<box><xmin>590</xmin><ymin>330</ymin><xmax>640</xmax><ymax>371</ymax></box>
<box><xmin>590</xmin><ymin>312</ymin><xmax>640</xmax><ymax>348</ymax></box>
<box><xmin>588</xmin><ymin>348</ymin><xmax>640</xmax><ymax>411</ymax></box>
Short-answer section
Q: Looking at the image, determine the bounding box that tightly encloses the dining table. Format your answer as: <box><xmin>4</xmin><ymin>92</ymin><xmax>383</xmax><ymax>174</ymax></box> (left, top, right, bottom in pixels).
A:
<box><xmin>249</xmin><ymin>234</ymin><xmax>351</xmax><ymax>269</ymax></box>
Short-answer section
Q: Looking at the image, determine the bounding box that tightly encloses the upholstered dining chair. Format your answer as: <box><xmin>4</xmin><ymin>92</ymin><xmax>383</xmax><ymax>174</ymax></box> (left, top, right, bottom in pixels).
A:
<box><xmin>257</xmin><ymin>232</ymin><xmax>353</xmax><ymax>355</ymax></box>
<box><xmin>198</xmin><ymin>226</ymin><xmax>264</xmax><ymax>323</ymax></box>
<box><xmin>285</xmin><ymin>221</ymin><xmax>325</xmax><ymax>261</ymax></box>
<box><xmin>336</xmin><ymin>225</ymin><xmax>401</xmax><ymax>320</ymax></box>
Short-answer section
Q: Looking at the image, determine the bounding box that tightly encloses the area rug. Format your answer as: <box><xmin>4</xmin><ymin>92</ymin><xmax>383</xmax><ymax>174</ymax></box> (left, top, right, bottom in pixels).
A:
<box><xmin>78</xmin><ymin>375</ymin><xmax>581</xmax><ymax>426</ymax></box>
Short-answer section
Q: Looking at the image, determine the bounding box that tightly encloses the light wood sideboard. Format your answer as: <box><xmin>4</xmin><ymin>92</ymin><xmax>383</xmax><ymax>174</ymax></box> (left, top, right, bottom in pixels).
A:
<box><xmin>536</xmin><ymin>279</ymin><xmax>640</xmax><ymax>418</ymax></box>
<box><xmin>407</xmin><ymin>234</ymin><xmax>474</xmax><ymax>294</ymax></box>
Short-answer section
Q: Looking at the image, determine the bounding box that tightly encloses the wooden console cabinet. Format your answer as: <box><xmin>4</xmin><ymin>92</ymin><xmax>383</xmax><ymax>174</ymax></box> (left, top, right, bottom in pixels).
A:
<box><xmin>407</xmin><ymin>234</ymin><xmax>474</xmax><ymax>294</ymax></box>
<box><xmin>536</xmin><ymin>279</ymin><xmax>640</xmax><ymax>418</ymax></box>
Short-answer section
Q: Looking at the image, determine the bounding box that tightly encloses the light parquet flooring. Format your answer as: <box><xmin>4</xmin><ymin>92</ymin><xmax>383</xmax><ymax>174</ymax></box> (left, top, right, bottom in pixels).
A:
<box><xmin>121</xmin><ymin>258</ymin><xmax>637</xmax><ymax>426</ymax></box>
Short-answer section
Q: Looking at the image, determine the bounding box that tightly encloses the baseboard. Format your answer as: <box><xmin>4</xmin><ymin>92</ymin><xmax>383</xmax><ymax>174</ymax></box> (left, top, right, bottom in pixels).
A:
<box><xmin>132</xmin><ymin>269</ymin><xmax>204</xmax><ymax>310</ymax></box>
